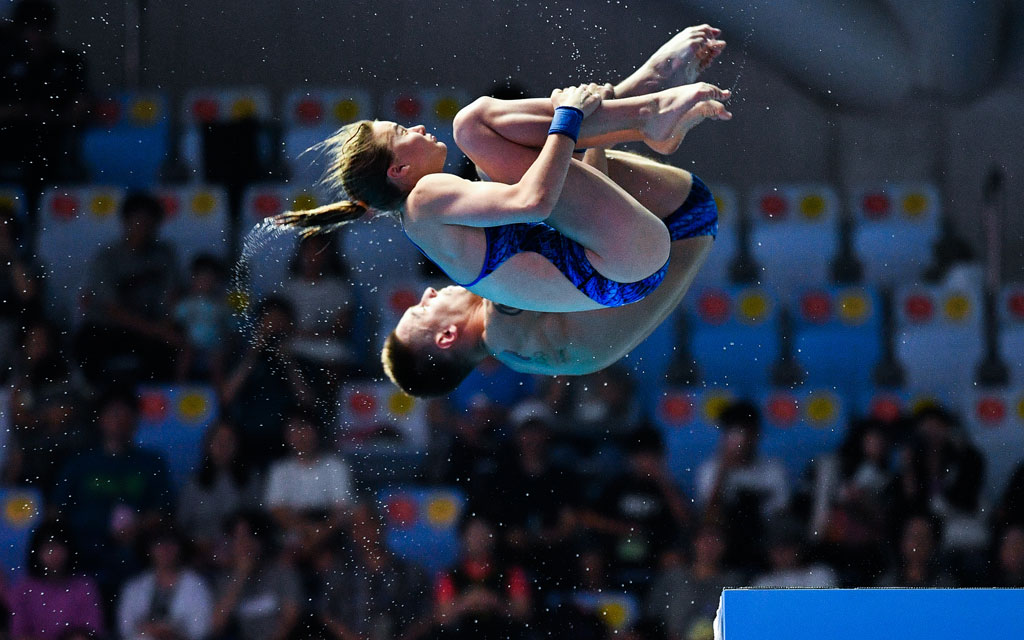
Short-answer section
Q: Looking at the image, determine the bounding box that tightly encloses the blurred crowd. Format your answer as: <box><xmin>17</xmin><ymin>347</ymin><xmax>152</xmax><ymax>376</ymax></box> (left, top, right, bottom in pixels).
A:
<box><xmin>3</xmin><ymin>190</ymin><xmax>1024</xmax><ymax>640</ymax></box>
<box><xmin>3</xmin><ymin>2</ymin><xmax>1024</xmax><ymax>640</ymax></box>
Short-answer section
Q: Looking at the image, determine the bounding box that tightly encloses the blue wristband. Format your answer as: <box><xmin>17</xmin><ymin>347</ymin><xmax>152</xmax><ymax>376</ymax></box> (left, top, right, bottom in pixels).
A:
<box><xmin>548</xmin><ymin>106</ymin><xmax>584</xmax><ymax>144</ymax></box>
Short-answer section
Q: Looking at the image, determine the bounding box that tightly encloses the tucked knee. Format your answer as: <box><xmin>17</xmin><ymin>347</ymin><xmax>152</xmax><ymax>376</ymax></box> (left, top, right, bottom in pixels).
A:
<box><xmin>452</xmin><ymin>96</ymin><xmax>497</xmax><ymax>150</ymax></box>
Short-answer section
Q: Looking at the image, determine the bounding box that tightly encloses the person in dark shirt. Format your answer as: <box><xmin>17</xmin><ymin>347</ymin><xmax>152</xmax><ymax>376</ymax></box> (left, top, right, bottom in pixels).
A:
<box><xmin>0</xmin><ymin>0</ymin><xmax>89</xmax><ymax>196</ymax></box>
<box><xmin>76</xmin><ymin>192</ymin><xmax>182</xmax><ymax>387</ymax></box>
<box><xmin>51</xmin><ymin>391</ymin><xmax>173</xmax><ymax>591</ymax></box>
<box><xmin>581</xmin><ymin>425</ymin><xmax>690</xmax><ymax>577</ymax></box>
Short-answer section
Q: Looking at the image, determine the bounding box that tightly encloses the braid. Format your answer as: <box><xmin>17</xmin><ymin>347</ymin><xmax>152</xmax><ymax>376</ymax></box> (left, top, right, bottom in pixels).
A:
<box><xmin>273</xmin><ymin>200</ymin><xmax>367</xmax><ymax>238</ymax></box>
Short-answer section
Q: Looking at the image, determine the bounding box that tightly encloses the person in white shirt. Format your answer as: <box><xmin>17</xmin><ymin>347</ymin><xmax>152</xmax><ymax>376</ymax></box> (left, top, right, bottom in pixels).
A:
<box><xmin>117</xmin><ymin>529</ymin><xmax>213</xmax><ymax>640</ymax></box>
<box><xmin>264</xmin><ymin>410</ymin><xmax>354</xmax><ymax>556</ymax></box>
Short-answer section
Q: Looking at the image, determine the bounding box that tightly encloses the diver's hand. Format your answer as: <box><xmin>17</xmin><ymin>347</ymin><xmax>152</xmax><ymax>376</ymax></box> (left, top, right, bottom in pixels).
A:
<box><xmin>551</xmin><ymin>84</ymin><xmax>602</xmax><ymax>118</ymax></box>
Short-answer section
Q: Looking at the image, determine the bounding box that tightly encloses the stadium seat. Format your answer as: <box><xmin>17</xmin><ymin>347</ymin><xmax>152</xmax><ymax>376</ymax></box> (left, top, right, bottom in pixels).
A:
<box><xmin>179</xmin><ymin>87</ymin><xmax>274</xmax><ymax>180</ymax></box>
<box><xmin>378</xmin><ymin>486</ymin><xmax>464</xmax><ymax>573</ymax></box>
<box><xmin>687</xmin><ymin>285</ymin><xmax>780</xmax><ymax>396</ymax></box>
<box><xmin>651</xmin><ymin>387</ymin><xmax>735</xmax><ymax>495</ymax></box>
<box><xmin>155</xmin><ymin>184</ymin><xmax>231</xmax><ymax>264</ymax></box>
<box><xmin>380</xmin><ymin>88</ymin><xmax>470</xmax><ymax>172</ymax></box>
<box><xmin>337</xmin><ymin>381</ymin><xmax>428</xmax><ymax>451</ymax></box>
<box><xmin>999</xmin><ymin>283</ymin><xmax>1024</xmax><ymax>388</ymax></box>
<box><xmin>135</xmin><ymin>385</ymin><xmax>219</xmax><ymax>488</ymax></box>
<box><xmin>961</xmin><ymin>388</ymin><xmax>1024</xmax><ymax>502</ymax></box>
<box><xmin>850</xmin><ymin>183</ymin><xmax>941</xmax><ymax>286</ymax></box>
<box><xmin>792</xmin><ymin>286</ymin><xmax>883</xmax><ymax>405</ymax></box>
<box><xmin>0</xmin><ymin>185</ymin><xmax>27</xmax><ymax>220</ymax></box>
<box><xmin>895</xmin><ymin>285</ymin><xmax>984</xmax><ymax>402</ymax></box>
<box><xmin>757</xmin><ymin>389</ymin><xmax>848</xmax><ymax>482</ymax></box>
<box><xmin>282</xmin><ymin>87</ymin><xmax>375</xmax><ymax>193</ymax></box>
<box><xmin>81</xmin><ymin>92</ymin><xmax>170</xmax><ymax>188</ymax></box>
<box><xmin>236</xmin><ymin>184</ymin><xmax>316</xmax><ymax>295</ymax></box>
<box><xmin>748</xmin><ymin>184</ymin><xmax>839</xmax><ymax>301</ymax></box>
<box><xmin>35</xmin><ymin>186</ymin><xmax>124</xmax><ymax>322</ymax></box>
<box><xmin>689</xmin><ymin>184</ymin><xmax>738</xmax><ymax>291</ymax></box>
<box><xmin>0</xmin><ymin>487</ymin><xmax>43</xmax><ymax>575</ymax></box>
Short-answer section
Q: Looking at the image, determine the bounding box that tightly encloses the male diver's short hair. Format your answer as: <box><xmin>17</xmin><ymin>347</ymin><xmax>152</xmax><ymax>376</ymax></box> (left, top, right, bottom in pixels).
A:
<box><xmin>381</xmin><ymin>330</ymin><xmax>475</xmax><ymax>397</ymax></box>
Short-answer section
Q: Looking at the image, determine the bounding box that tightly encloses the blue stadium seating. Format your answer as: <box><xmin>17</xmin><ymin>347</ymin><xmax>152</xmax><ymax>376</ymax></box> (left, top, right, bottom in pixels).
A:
<box><xmin>757</xmin><ymin>389</ymin><xmax>847</xmax><ymax>482</ymax></box>
<box><xmin>895</xmin><ymin>285</ymin><xmax>984</xmax><ymax>402</ymax></box>
<box><xmin>155</xmin><ymin>184</ymin><xmax>231</xmax><ymax>264</ymax></box>
<box><xmin>81</xmin><ymin>92</ymin><xmax>170</xmax><ymax>188</ymax></box>
<box><xmin>850</xmin><ymin>183</ymin><xmax>941</xmax><ymax>286</ymax></box>
<box><xmin>378</xmin><ymin>487</ymin><xmax>465</xmax><ymax>573</ymax></box>
<box><xmin>651</xmin><ymin>387</ymin><xmax>735</xmax><ymax>495</ymax></box>
<box><xmin>337</xmin><ymin>381</ymin><xmax>430</xmax><ymax>451</ymax></box>
<box><xmin>962</xmin><ymin>388</ymin><xmax>1024</xmax><ymax>502</ymax></box>
<box><xmin>793</xmin><ymin>286</ymin><xmax>883</xmax><ymax>405</ymax></box>
<box><xmin>687</xmin><ymin>286</ymin><xmax>780</xmax><ymax>396</ymax></box>
<box><xmin>0</xmin><ymin>487</ymin><xmax>43</xmax><ymax>575</ymax></box>
<box><xmin>748</xmin><ymin>184</ymin><xmax>839</xmax><ymax>301</ymax></box>
<box><xmin>689</xmin><ymin>184</ymin><xmax>738</xmax><ymax>291</ymax></box>
<box><xmin>179</xmin><ymin>87</ymin><xmax>273</xmax><ymax>180</ymax></box>
<box><xmin>135</xmin><ymin>385</ymin><xmax>219</xmax><ymax>487</ymax></box>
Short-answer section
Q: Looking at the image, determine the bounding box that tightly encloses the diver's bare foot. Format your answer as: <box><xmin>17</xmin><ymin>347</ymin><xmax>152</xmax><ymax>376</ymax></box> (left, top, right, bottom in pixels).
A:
<box><xmin>617</xmin><ymin>24</ymin><xmax>727</xmax><ymax>97</ymax></box>
<box><xmin>640</xmin><ymin>83</ymin><xmax>732</xmax><ymax>154</ymax></box>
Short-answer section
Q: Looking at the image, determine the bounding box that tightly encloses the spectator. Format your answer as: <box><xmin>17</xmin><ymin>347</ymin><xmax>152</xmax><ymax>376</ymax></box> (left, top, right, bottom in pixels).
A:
<box><xmin>646</xmin><ymin>524</ymin><xmax>742</xmax><ymax>640</ymax></box>
<box><xmin>0</xmin><ymin>203</ymin><xmax>43</xmax><ymax>384</ymax></box>
<box><xmin>876</xmin><ymin>513</ymin><xmax>955</xmax><ymax>587</ymax></box>
<box><xmin>439</xmin><ymin>396</ymin><xmax>502</xmax><ymax>495</ymax></box>
<box><xmin>695</xmin><ymin>401</ymin><xmax>789</xmax><ymax>570</ymax></box>
<box><xmin>490</xmin><ymin>414</ymin><xmax>582</xmax><ymax>591</ymax></box>
<box><xmin>264</xmin><ymin>410</ymin><xmax>354</xmax><ymax>559</ymax></box>
<box><xmin>3</xmin><ymin>385</ymin><xmax>89</xmax><ymax>493</ymax></box>
<box><xmin>569</xmin><ymin>366</ymin><xmax>642</xmax><ymax>435</ymax></box>
<box><xmin>76</xmin><ymin>192</ymin><xmax>182</xmax><ymax>387</ymax></box>
<box><xmin>176</xmin><ymin>420</ymin><xmax>262</xmax><ymax>563</ymax></box>
<box><xmin>0</xmin><ymin>0</ymin><xmax>89</xmax><ymax>196</ymax></box>
<box><xmin>894</xmin><ymin>406</ymin><xmax>986</xmax><ymax>549</ymax></box>
<box><xmin>281</xmin><ymin>234</ymin><xmax>362</xmax><ymax>376</ymax></box>
<box><xmin>581</xmin><ymin>425</ymin><xmax>690</xmax><ymax>576</ymax></box>
<box><xmin>117</xmin><ymin>529</ymin><xmax>213</xmax><ymax>640</ymax></box>
<box><xmin>174</xmin><ymin>253</ymin><xmax>232</xmax><ymax>383</ymax></box>
<box><xmin>809</xmin><ymin>419</ymin><xmax>895</xmax><ymax>583</ymax></box>
<box><xmin>210</xmin><ymin>511</ymin><xmax>302</xmax><ymax>640</ymax></box>
<box><xmin>315</xmin><ymin>504</ymin><xmax>430</xmax><ymax>640</ymax></box>
<box><xmin>751</xmin><ymin>519</ymin><xmax>838</xmax><ymax>588</ymax></box>
<box><xmin>221</xmin><ymin>296</ymin><xmax>315</xmax><ymax>467</ymax></box>
<box><xmin>434</xmin><ymin>516</ymin><xmax>531</xmax><ymax>640</ymax></box>
<box><xmin>51</xmin><ymin>392</ymin><xmax>173</xmax><ymax>576</ymax></box>
<box><xmin>9</xmin><ymin>521</ymin><xmax>104</xmax><ymax>640</ymax></box>
<box><xmin>991</xmin><ymin>526</ymin><xmax>1024</xmax><ymax>587</ymax></box>
<box><xmin>8</xmin><ymin>320</ymin><xmax>80</xmax><ymax>427</ymax></box>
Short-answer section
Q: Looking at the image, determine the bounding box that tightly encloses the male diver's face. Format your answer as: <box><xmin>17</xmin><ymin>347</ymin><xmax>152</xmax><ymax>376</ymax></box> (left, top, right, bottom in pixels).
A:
<box><xmin>374</xmin><ymin>121</ymin><xmax>447</xmax><ymax>186</ymax></box>
<box><xmin>395</xmin><ymin>286</ymin><xmax>461</xmax><ymax>351</ymax></box>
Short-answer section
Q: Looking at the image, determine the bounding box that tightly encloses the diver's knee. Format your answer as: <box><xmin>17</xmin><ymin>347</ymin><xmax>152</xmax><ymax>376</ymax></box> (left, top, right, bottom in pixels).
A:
<box><xmin>453</xmin><ymin>97</ymin><xmax>497</xmax><ymax>148</ymax></box>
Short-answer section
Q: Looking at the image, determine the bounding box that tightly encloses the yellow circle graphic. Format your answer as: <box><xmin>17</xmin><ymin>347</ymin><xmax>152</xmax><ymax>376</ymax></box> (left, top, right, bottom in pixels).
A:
<box><xmin>799</xmin><ymin>194</ymin><xmax>826</xmax><ymax>220</ymax></box>
<box><xmin>599</xmin><ymin>601</ymin><xmax>629</xmax><ymax>630</ymax></box>
<box><xmin>131</xmin><ymin>99</ymin><xmax>159</xmax><ymax>125</ymax></box>
<box><xmin>944</xmin><ymin>294</ymin><xmax>971</xmax><ymax>323</ymax></box>
<box><xmin>292</xmin><ymin>193</ymin><xmax>318</xmax><ymax>211</ymax></box>
<box><xmin>91</xmin><ymin>194</ymin><xmax>117</xmax><ymax>217</ymax></box>
<box><xmin>333</xmin><ymin>99</ymin><xmax>360</xmax><ymax>123</ymax></box>
<box><xmin>231</xmin><ymin>97</ymin><xmax>258</xmax><ymax>120</ymax></box>
<box><xmin>702</xmin><ymin>392</ymin><xmax>732</xmax><ymax>423</ymax></box>
<box><xmin>0</xmin><ymin>194</ymin><xmax>15</xmax><ymax>210</ymax></box>
<box><xmin>806</xmin><ymin>394</ymin><xmax>837</xmax><ymax>425</ymax></box>
<box><xmin>1017</xmin><ymin>397</ymin><xmax>1024</xmax><ymax>422</ymax></box>
<box><xmin>388</xmin><ymin>391</ymin><xmax>415</xmax><ymax>415</ymax></box>
<box><xmin>4</xmin><ymin>495</ymin><xmax>36</xmax><ymax>527</ymax></box>
<box><xmin>910</xmin><ymin>395</ymin><xmax>938</xmax><ymax>414</ymax></box>
<box><xmin>227</xmin><ymin>290</ymin><xmax>250</xmax><ymax>313</ymax></box>
<box><xmin>191</xmin><ymin>191</ymin><xmax>217</xmax><ymax>216</ymax></box>
<box><xmin>837</xmin><ymin>291</ymin><xmax>870</xmax><ymax>325</ymax></box>
<box><xmin>737</xmin><ymin>290</ymin><xmax>769</xmax><ymax>325</ymax></box>
<box><xmin>178</xmin><ymin>392</ymin><xmax>209</xmax><ymax>423</ymax></box>
<box><xmin>426</xmin><ymin>495</ymin><xmax>458</xmax><ymax>528</ymax></box>
<box><xmin>902</xmin><ymin>192</ymin><xmax>928</xmax><ymax>218</ymax></box>
<box><xmin>433</xmin><ymin>97</ymin><xmax>461</xmax><ymax>121</ymax></box>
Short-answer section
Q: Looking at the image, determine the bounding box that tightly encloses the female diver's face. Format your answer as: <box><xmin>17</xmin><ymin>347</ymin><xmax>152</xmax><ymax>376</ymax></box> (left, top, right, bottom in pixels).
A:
<box><xmin>374</xmin><ymin>121</ymin><xmax>447</xmax><ymax>188</ymax></box>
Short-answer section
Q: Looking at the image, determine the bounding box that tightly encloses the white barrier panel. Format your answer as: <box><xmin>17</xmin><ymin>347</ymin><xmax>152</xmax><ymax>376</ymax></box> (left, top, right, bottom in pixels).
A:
<box><xmin>717</xmin><ymin>589</ymin><xmax>1024</xmax><ymax>640</ymax></box>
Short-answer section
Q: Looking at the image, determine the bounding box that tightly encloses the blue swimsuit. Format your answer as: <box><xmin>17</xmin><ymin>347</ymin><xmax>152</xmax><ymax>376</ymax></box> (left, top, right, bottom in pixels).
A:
<box><xmin>405</xmin><ymin>174</ymin><xmax>718</xmax><ymax>307</ymax></box>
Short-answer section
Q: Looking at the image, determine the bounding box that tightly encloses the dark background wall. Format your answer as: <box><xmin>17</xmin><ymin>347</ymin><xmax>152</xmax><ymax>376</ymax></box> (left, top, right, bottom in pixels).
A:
<box><xmin>19</xmin><ymin>0</ymin><xmax>1024</xmax><ymax>278</ymax></box>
